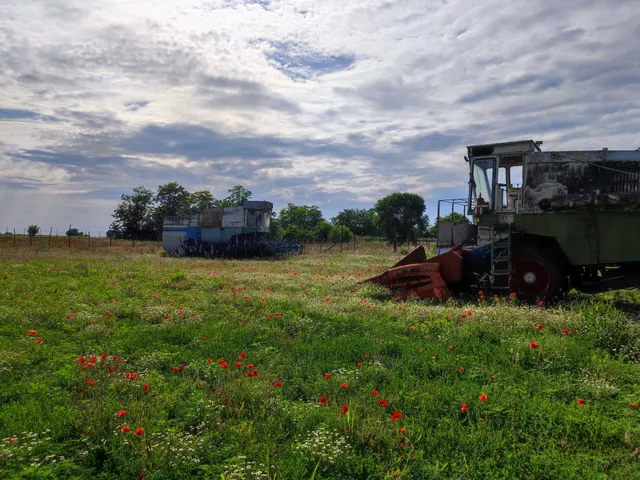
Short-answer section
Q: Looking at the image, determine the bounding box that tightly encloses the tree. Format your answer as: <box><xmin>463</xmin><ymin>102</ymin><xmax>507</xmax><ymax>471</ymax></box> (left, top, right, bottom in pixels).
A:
<box><xmin>312</xmin><ymin>220</ymin><xmax>332</xmax><ymax>242</ymax></box>
<box><xmin>374</xmin><ymin>193</ymin><xmax>426</xmax><ymax>248</ymax></box>
<box><xmin>332</xmin><ymin>208</ymin><xmax>379</xmax><ymax>236</ymax></box>
<box><xmin>153</xmin><ymin>182</ymin><xmax>191</xmax><ymax>236</ymax></box>
<box><xmin>221</xmin><ymin>185</ymin><xmax>252</xmax><ymax>207</ymax></box>
<box><xmin>282</xmin><ymin>225</ymin><xmax>303</xmax><ymax>241</ymax></box>
<box><xmin>189</xmin><ymin>190</ymin><xmax>218</xmax><ymax>213</ymax></box>
<box><xmin>329</xmin><ymin>225</ymin><xmax>353</xmax><ymax>244</ymax></box>
<box><xmin>66</xmin><ymin>228</ymin><xmax>84</xmax><ymax>237</ymax></box>
<box><xmin>277</xmin><ymin>204</ymin><xmax>324</xmax><ymax>240</ymax></box>
<box><xmin>110</xmin><ymin>186</ymin><xmax>156</xmax><ymax>240</ymax></box>
<box><xmin>27</xmin><ymin>225</ymin><xmax>39</xmax><ymax>237</ymax></box>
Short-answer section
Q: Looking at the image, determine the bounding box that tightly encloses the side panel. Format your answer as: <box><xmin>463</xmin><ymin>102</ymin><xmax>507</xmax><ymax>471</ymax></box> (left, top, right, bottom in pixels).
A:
<box><xmin>162</xmin><ymin>227</ymin><xmax>187</xmax><ymax>250</ymax></box>
<box><xmin>597</xmin><ymin>213</ymin><xmax>640</xmax><ymax>263</ymax></box>
<box><xmin>514</xmin><ymin>212</ymin><xmax>640</xmax><ymax>265</ymax></box>
<box><xmin>513</xmin><ymin>213</ymin><xmax>596</xmax><ymax>265</ymax></box>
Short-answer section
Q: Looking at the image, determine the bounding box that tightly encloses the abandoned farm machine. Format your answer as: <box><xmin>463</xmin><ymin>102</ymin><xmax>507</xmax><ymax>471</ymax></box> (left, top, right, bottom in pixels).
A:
<box><xmin>366</xmin><ymin>139</ymin><xmax>640</xmax><ymax>301</ymax></box>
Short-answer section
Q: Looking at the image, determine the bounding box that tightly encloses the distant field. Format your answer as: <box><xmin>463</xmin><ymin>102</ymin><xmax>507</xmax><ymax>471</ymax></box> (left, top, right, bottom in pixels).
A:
<box><xmin>0</xmin><ymin>245</ymin><xmax>639</xmax><ymax>479</ymax></box>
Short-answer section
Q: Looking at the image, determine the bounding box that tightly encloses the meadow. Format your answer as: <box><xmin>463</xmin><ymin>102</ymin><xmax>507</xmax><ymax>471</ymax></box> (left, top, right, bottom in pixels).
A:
<box><xmin>0</xmin><ymin>240</ymin><xmax>639</xmax><ymax>479</ymax></box>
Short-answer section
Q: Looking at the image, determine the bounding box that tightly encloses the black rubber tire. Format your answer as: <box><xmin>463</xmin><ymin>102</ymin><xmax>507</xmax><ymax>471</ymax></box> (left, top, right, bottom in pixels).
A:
<box><xmin>510</xmin><ymin>245</ymin><xmax>567</xmax><ymax>303</ymax></box>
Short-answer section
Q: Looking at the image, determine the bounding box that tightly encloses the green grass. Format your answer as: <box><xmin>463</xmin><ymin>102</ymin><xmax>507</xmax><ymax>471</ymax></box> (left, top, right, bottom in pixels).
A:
<box><xmin>0</xmin><ymin>247</ymin><xmax>639</xmax><ymax>479</ymax></box>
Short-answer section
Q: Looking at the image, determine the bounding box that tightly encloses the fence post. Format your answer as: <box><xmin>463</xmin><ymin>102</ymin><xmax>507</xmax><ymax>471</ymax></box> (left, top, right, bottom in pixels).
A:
<box><xmin>48</xmin><ymin>227</ymin><xmax>52</xmax><ymax>246</ymax></box>
<box><xmin>88</xmin><ymin>232</ymin><xmax>91</xmax><ymax>247</ymax></box>
<box><xmin>68</xmin><ymin>224</ymin><xmax>71</xmax><ymax>248</ymax></box>
<box><xmin>13</xmin><ymin>228</ymin><xmax>16</xmax><ymax>246</ymax></box>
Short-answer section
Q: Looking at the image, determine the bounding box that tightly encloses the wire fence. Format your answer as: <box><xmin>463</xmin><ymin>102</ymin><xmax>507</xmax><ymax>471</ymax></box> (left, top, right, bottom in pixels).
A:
<box><xmin>0</xmin><ymin>230</ymin><xmax>161</xmax><ymax>251</ymax></box>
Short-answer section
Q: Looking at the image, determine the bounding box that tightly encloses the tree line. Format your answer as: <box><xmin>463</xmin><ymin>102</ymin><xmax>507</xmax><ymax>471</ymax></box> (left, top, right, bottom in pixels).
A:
<box><xmin>108</xmin><ymin>183</ymin><xmax>469</xmax><ymax>244</ymax></box>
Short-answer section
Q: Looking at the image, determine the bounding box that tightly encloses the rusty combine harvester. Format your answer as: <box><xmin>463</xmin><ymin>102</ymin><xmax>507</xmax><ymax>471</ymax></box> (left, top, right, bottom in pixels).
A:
<box><xmin>162</xmin><ymin>201</ymin><xmax>301</xmax><ymax>258</ymax></box>
<box><xmin>365</xmin><ymin>140</ymin><xmax>640</xmax><ymax>301</ymax></box>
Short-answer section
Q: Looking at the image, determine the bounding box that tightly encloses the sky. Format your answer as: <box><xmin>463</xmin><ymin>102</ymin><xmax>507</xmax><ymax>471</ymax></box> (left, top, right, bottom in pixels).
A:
<box><xmin>1</xmin><ymin>0</ymin><xmax>639</xmax><ymax>235</ymax></box>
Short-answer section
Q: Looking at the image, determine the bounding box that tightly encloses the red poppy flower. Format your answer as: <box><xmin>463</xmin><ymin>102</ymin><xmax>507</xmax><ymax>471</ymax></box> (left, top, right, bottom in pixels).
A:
<box><xmin>246</xmin><ymin>363</ymin><xmax>254</xmax><ymax>369</ymax></box>
<box><xmin>121</xmin><ymin>425</ymin><xmax>130</xmax><ymax>433</ymax></box>
<box><xmin>86</xmin><ymin>379</ymin><xmax>95</xmax><ymax>386</ymax></box>
<box><xmin>341</xmin><ymin>404</ymin><xmax>348</xmax><ymax>415</ymax></box>
<box><xmin>89</xmin><ymin>356</ymin><xmax>96</xmax><ymax>363</ymax></box>
<box><xmin>35</xmin><ymin>337</ymin><xmax>42</xmax><ymax>344</ymax></box>
<box><xmin>274</xmin><ymin>381</ymin><xmax>282</xmax><ymax>387</ymax></box>
<box><xmin>466</xmin><ymin>310</ymin><xmax>472</xmax><ymax>316</ymax></box>
<box><xmin>529</xmin><ymin>342</ymin><xmax>538</xmax><ymax>349</ymax></box>
<box><xmin>26</xmin><ymin>329</ymin><xmax>37</xmax><ymax>335</ymax></box>
<box><xmin>252</xmin><ymin>369</ymin><xmax>258</xmax><ymax>376</ymax></box>
<box><xmin>117</xmin><ymin>410</ymin><xmax>127</xmax><ymax>417</ymax></box>
<box><xmin>509</xmin><ymin>292</ymin><xmax>516</xmax><ymax>298</ymax></box>
<box><xmin>109</xmin><ymin>365</ymin><xmax>115</xmax><ymax>372</ymax></box>
<box><xmin>432</xmin><ymin>354</ymin><xmax>437</xmax><ymax>360</ymax></box>
<box><xmin>143</xmin><ymin>384</ymin><xmax>149</xmax><ymax>391</ymax></box>
<box><xmin>219</xmin><ymin>361</ymin><xmax>228</xmax><ymax>369</ymax></box>
<box><xmin>461</xmin><ymin>402</ymin><xmax>468</xmax><ymax>412</ymax></box>
<box><xmin>134</xmin><ymin>428</ymin><xmax>144</xmax><ymax>436</ymax></box>
<box><xmin>391</xmin><ymin>411</ymin><xmax>403</xmax><ymax>421</ymax></box>
<box><xmin>409</xmin><ymin>326</ymin><xmax>414</xmax><ymax>331</ymax></box>
<box><xmin>325</xmin><ymin>373</ymin><xmax>331</xmax><ymax>380</ymax></box>
<box><xmin>319</xmin><ymin>395</ymin><xmax>327</xmax><ymax>404</ymax></box>
<box><xmin>101</xmin><ymin>353</ymin><xmax>108</xmax><ymax>359</ymax></box>
<box><xmin>357</xmin><ymin>362</ymin><xmax>362</xmax><ymax>367</ymax></box>
<box><xmin>379</xmin><ymin>399</ymin><xmax>388</xmax><ymax>408</ymax></box>
<box><xmin>460</xmin><ymin>314</ymin><xmax>467</xmax><ymax>319</ymax></box>
<box><xmin>459</xmin><ymin>366</ymin><xmax>464</xmax><ymax>372</ymax></box>
<box><xmin>341</xmin><ymin>382</ymin><xmax>348</xmax><ymax>389</ymax></box>
<box><xmin>479</xmin><ymin>393</ymin><xmax>487</xmax><ymax>402</ymax></box>
<box><xmin>9</xmin><ymin>437</ymin><xmax>17</xmax><ymax>443</ymax></box>
<box><xmin>172</xmin><ymin>366</ymin><xmax>179</xmax><ymax>372</ymax></box>
<box><xmin>138</xmin><ymin>472</ymin><xmax>144</xmax><ymax>478</ymax></box>
<box><xmin>630</xmin><ymin>403</ymin><xmax>638</xmax><ymax>409</ymax></box>
<box><xmin>275</xmin><ymin>313</ymin><xmax>281</xmax><ymax>317</ymax></box>
<box><xmin>577</xmin><ymin>398</ymin><xmax>585</xmax><ymax>406</ymax></box>
<box><xmin>372</xmin><ymin>390</ymin><xmax>379</xmax><ymax>396</ymax></box>
<box><xmin>538</xmin><ymin>301</ymin><xmax>544</xmax><ymax>307</ymax></box>
<box><xmin>235</xmin><ymin>361</ymin><xmax>241</xmax><ymax>367</ymax></box>
<box><xmin>449</xmin><ymin>345</ymin><xmax>453</xmax><ymax>350</ymax></box>
<box><xmin>563</xmin><ymin>329</ymin><xmax>569</xmax><ymax>335</ymax></box>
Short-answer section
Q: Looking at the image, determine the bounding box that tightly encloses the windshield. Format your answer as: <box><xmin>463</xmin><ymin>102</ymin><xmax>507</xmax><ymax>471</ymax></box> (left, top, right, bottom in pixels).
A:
<box><xmin>472</xmin><ymin>158</ymin><xmax>495</xmax><ymax>208</ymax></box>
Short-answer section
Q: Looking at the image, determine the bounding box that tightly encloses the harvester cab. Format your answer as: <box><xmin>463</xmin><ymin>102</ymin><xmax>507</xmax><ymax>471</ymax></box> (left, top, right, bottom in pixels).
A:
<box><xmin>365</xmin><ymin>139</ymin><xmax>640</xmax><ymax>302</ymax></box>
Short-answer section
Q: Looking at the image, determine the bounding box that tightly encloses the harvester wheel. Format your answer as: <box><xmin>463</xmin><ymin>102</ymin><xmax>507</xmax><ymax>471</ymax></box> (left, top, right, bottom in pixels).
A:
<box><xmin>510</xmin><ymin>246</ymin><xmax>567</xmax><ymax>302</ymax></box>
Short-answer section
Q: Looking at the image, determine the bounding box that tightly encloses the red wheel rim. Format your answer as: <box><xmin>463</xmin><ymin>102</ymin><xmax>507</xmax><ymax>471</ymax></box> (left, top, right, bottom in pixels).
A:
<box><xmin>510</xmin><ymin>258</ymin><xmax>551</xmax><ymax>298</ymax></box>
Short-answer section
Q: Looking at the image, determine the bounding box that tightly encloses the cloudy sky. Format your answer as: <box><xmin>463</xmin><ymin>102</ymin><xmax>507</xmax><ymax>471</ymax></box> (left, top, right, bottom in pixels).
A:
<box><xmin>1</xmin><ymin>0</ymin><xmax>639</xmax><ymax>234</ymax></box>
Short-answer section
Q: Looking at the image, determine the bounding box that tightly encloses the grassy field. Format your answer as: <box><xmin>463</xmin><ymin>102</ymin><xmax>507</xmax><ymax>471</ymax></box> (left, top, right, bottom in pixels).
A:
<box><xmin>0</xmin><ymin>243</ymin><xmax>639</xmax><ymax>479</ymax></box>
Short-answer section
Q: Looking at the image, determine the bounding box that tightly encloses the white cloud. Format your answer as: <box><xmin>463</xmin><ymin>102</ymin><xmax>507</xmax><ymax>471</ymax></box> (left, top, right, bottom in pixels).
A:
<box><xmin>0</xmin><ymin>0</ymin><xmax>639</xmax><ymax>232</ymax></box>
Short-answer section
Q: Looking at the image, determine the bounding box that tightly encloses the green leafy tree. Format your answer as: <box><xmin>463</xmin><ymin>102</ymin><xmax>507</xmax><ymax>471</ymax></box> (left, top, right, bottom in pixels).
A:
<box><xmin>110</xmin><ymin>186</ymin><xmax>156</xmax><ymax>240</ymax></box>
<box><xmin>329</xmin><ymin>225</ymin><xmax>353</xmax><ymax>244</ymax></box>
<box><xmin>27</xmin><ymin>225</ymin><xmax>39</xmax><ymax>237</ymax></box>
<box><xmin>374</xmin><ymin>192</ymin><xmax>426</xmax><ymax>247</ymax></box>
<box><xmin>65</xmin><ymin>228</ymin><xmax>84</xmax><ymax>236</ymax></box>
<box><xmin>189</xmin><ymin>190</ymin><xmax>218</xmax><ymax>213</ymax></box>
<box><xmin>282</xmin><ymin>224</ymin><xmax>303</xmax><ymax>241</ymax></box>
<box><xmin>221</xmin><ymin>185</ymin><xmax>252</xmax><ymax>207</ymax></box>
<box><xmin>312</xmin><ymin>220</ymin><xmax>332</xmax><ymax>242</ymax></box>
<box><xmin>332</xmin><ymin>208</ymin><xmax>379</xmax><ymax>236</ymax></box>
<box><xmin>153</xmin><ymin>182</ymin><xmax>191</xmax><ymax>236</ymax></box>
<box><xmin>278</xmin><ymin>204</ymin><xmax>324</xmax><ymax>239</ymax></box>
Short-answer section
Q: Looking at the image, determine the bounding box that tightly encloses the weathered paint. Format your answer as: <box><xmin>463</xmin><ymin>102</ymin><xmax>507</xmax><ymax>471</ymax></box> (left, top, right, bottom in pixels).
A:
<box><xmin>521</xmin><ymin>150</ymin><xmax>640</xmax><ymax>214</ymax></box>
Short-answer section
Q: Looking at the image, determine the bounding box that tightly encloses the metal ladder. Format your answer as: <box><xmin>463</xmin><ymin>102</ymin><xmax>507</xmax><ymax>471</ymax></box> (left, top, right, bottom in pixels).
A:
<box><xmin>490</xmin><ymin>224</ymin><xmax>512</xmax><ymax>290</ymax></box>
